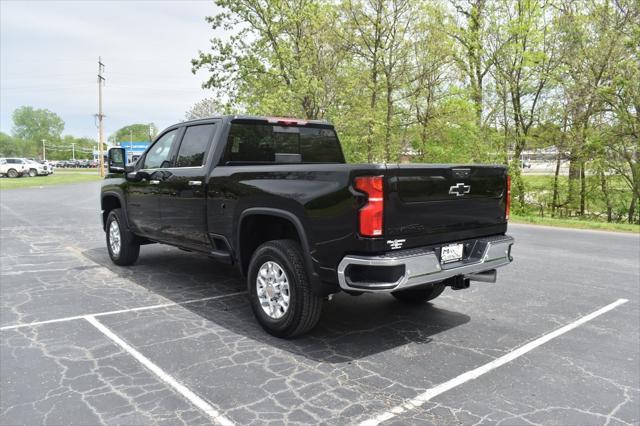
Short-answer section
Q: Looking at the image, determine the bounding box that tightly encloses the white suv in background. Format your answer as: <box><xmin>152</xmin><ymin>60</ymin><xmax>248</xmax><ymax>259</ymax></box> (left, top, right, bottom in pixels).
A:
<box><xmin>0</xmin><ymin>158</ymin><xmax>27</xmax><ymax>178</ymax></box>
<box><xmin>25</xmin><ymin>159</ymin><xmax>50</xmax><ymax>176</ymax></box>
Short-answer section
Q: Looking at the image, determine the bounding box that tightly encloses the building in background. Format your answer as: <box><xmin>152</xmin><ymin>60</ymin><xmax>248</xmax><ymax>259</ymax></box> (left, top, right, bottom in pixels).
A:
<box><xmin>116</xmin><ymin>141</ymin><xmax>150</xmax><ymax>164</ymax></box>
<box><xmin>92</xmin><ymin>141</ymin><xmax>150</xmax><ymax>165</ymax></box>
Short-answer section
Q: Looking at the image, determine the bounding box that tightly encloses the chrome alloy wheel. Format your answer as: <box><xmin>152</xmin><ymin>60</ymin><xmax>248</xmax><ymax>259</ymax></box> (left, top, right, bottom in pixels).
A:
<box><xmin>108</xmin><ymin>220</ymin><xmax>121</xmax><ymax>257</ymax></box>
<box><xmin>256</xmin><ymin>261</ymin><xmax>290</xmax><ymax>319</ymax></box>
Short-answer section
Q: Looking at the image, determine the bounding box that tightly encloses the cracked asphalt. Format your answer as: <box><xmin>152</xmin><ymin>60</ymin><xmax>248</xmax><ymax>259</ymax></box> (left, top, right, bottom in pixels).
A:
<box><xmin>1</xmin><ymin>181</ymin><xmax>638</xmax><ymax>425</ymax></box>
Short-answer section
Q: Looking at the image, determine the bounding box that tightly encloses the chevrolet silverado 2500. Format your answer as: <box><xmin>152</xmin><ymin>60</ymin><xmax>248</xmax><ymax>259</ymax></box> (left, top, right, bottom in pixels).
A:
<box><xmin>101</xmin><ymin>116</ymin><xmax>514</xmax><ymax>337</ymax></box>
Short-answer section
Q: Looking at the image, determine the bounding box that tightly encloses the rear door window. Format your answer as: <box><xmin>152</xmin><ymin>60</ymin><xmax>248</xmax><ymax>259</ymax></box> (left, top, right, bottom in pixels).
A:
<box><xmin>175</xmin><ymin>124</ymin><xmax>216</xmax><ymax>168</ymax></box>
<box><xmin>223</xmin><ymin>123</ymin><xmax>344</xmax><ymax>164</ymax></box>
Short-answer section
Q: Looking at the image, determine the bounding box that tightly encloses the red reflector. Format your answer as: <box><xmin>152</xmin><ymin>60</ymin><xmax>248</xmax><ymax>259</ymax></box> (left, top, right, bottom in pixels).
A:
<box><xmin>355</xmin><ymin>176</ymin><xmax>384</xmax><ymax>237</ymax></box>
<box><xmin>505</xmin><ymin>175</ymin><xmax>511</xmax><ymax>221</ymax></box>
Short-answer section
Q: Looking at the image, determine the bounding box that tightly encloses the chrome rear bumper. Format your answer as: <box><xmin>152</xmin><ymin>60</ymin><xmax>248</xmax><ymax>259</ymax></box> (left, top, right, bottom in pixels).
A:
<box><xmin>337</xmin><ymin>235</ymin><xmax>514</xmax><ymax>293</ymax></box>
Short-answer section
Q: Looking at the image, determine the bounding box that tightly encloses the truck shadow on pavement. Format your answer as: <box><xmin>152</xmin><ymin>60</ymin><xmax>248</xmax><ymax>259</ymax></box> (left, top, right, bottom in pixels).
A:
<box><xmin>83</xmin><ymin>245</ymin><xmax>470</xmax><ymax>363</ymax></box>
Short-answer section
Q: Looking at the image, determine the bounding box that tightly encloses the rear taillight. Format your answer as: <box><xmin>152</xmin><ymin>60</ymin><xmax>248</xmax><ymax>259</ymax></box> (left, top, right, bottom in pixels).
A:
<box><xmin>354</xmin><ymin>176</ymin><xmax>384</xmax><ymax>237</ymax></box>
<box><xmin>505</xmin><ymin>175</ymin><xmax>511</xmax><ymax>221</ymax></box>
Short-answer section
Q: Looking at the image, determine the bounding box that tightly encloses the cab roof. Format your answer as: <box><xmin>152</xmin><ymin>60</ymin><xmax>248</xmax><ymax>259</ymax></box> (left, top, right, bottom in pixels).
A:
<box><xmin>181</xmin><ymin>115</ymin><xmax>333</xmax><ymax>127</ymax></box>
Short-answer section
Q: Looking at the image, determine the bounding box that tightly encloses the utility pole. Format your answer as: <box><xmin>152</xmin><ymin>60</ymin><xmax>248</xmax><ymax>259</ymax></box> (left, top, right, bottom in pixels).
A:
<box><xmin>72</xmin><ymin>143</ymin><xmax>76</xmax><ymax>161</ymax></box>
<box><xmin>97</xmin><ymin>57</ymin><xmax>106</xmax><ymax>177</ymax></box>
<box><xmin>42</xmin><ymin>139</ymin><xmax>46</xmax><ymax>161</ymax></box>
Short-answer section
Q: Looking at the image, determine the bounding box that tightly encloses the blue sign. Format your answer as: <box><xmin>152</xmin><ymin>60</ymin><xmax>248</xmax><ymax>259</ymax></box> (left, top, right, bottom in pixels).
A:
<box><xmin>118</xmin><ymin>141</ymin><xmax>150</xmax><ymax>163</ymax></box>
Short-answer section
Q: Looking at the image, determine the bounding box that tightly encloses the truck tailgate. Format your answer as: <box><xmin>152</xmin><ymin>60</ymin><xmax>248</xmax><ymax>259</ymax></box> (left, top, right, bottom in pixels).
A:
<box><xmin>385</xmin><ymin>164</ymin><xmax>508</xmax><ymax>245</ymax></box>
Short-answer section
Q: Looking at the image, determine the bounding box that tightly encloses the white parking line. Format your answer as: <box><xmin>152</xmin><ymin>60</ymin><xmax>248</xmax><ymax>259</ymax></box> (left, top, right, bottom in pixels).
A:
<box><xmin>360</xmin><ymin>298</ymin><xmax>629</xmax><ymax>426</ymax></box>
<box><xmin>85</xmin><ymin>315</ymin><xmax>233</xmax><ymax>426</ymax></box>
<box><xmin>0</xmin><ymin>291</ymin><xmax>246</xmax><ymax>331</ymax></box>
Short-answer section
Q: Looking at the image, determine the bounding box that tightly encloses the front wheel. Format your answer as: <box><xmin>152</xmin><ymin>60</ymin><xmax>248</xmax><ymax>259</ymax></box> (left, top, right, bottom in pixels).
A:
<box><xmin>106</xmin><ymin>209</ymin><xmax>140</xmax><ymax>266</ymax></box>
<box><xmin>28</xmin><ymin>169</ymin><xmax>37</xmax><ymax>177</ymax></box>
<box><xmin>248</xmin><ymin>240</ymin><xmax>323</xmax><ymax>338</ymax></box>
<box><xmin>392</xmin><ymin>283</ymin><xmax>446</xmax><ymax>304</ymax></box>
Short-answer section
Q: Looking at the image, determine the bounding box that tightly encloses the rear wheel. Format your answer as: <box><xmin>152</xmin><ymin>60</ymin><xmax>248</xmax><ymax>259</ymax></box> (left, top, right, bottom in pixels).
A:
<box><xmin>106</xmin><ymin>209</ymin><xmax>140</xmax><ymax>266</ymax></box>
<box><xmin>392</xmin><ymin>283</ymin><xmax>446</xmax><ymax>304</ymax></box>
<box><xmin>7</xmin><ymin>169</ymin><xmax>18</xmax><ymax>178</ymax></box>
<box><xmin>248</xmin><ymin>239</ymin><xmax>323</xmax><ymax>338</ymax></box>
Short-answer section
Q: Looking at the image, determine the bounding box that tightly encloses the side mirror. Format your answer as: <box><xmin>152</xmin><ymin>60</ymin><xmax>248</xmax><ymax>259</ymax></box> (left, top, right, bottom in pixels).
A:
<box><xmin>108</xmin><ymin>148</ymin><xmax>126</xmax><ymax>173</ymax></box>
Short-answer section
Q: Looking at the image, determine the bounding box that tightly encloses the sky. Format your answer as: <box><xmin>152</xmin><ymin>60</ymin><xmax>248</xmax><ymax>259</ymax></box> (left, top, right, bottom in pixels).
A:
<box><xmin>1</xmin><ymin>0</ymin><xmax>222</xmax><ymax>140</ymax></box>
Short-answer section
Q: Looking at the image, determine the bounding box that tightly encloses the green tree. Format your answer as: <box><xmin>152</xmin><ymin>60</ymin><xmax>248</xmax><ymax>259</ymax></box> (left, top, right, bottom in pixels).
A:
<box><xmin>492</xmin><ymin>0</ymin><xmax>560</xmax><ymax>208</ymax></box>
<box><xmin>0</xmin><ymin>132</ymin><xmax>23</xmax><ymax>157</ymax></box>
<box><xmin>192</xmin><ymin>0</ymin><xmax>342</xmax><ymax>120</ymax></box>
<box><xmin>408</xmin><ymin>3</ymin><xmax>459</xmax><ymax>161</ymax></box>
<box><xmin>595</xmin><ymin>0</ymin><xmax>640</xmax><ymax>223</ymax></box>
<box><xmin>11</xmin><ymin>106</ymin><xmax>65</xmax><ymax>157</ymax></box>
<box><xmin>109</xmin><ymin>124</ymin><xmax>156</xmax><ymax>144</ymax></box>
<box><xmin>554</xmin><ymin>0</ymin><xmax>636</xmax><ymax>215</ymax></box>
<box><xmin>447</xmin><ymin>0</ymin><xmax>496</xmax><ymax>130</ymax></box>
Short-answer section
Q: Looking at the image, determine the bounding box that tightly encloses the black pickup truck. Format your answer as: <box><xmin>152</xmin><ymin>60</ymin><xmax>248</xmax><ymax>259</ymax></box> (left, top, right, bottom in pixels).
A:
<box><xmin>102</xmin><ymin>116</ymin><xmax>514</xmax><ymax>337</ymax></box>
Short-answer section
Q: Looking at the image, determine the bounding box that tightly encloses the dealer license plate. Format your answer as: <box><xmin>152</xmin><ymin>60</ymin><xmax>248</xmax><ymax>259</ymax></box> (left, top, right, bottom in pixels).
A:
<box><xmin>440</xmin><ymin>243</ymin><xmax>464</xmax><ymax>263</ymax></box>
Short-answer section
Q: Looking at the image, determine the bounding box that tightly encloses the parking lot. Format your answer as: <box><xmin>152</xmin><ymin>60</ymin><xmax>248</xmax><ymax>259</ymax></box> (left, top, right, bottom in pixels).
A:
<box><xmin>1</xmin><ymin>181</ymin><xmax>638</xmax><ymax>425</ymax></box>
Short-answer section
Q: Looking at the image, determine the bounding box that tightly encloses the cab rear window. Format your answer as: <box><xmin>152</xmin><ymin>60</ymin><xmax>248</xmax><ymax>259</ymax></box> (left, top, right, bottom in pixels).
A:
<box><xmin>223</xmin><ymin>123</ymin><xmax>344</xmax><ymax>164</ymax></box>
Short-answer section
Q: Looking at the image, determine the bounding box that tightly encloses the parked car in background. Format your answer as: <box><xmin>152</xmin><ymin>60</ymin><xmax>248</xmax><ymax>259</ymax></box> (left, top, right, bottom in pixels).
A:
<box><xmin>66</xmin><ymin>159</ymin><xmax>79</xmax><ymax>168</ymax></box>
<box><xmin>25</xmin><ymin>159</ymin><xmax>50</xmax><ymax>176</ymax></box>
<box><xmin>78</xmin><ymin>159</ymin><xmax>90</xmax><ymax>168</ymax></box>
<box><xmin>0</xmin><ymin>158</ymin><xmax>27</xmax><ymax>177</ymax></box>
<box><xmin>39</xmin><ymin>160</ymin><xmax>55</xmax><ymax>173</ymax></box>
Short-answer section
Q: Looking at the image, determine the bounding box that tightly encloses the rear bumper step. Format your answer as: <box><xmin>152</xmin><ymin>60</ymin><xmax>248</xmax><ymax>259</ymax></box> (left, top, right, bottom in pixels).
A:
<box><xmin>337</xmin><ymin>235</ymin><xmax>514</xmax><ymax>293</ymax></box>
<box><xmin>465</xmin><ymin>269</ymin><xmax>497</xmax><ymax>283</ymax></box>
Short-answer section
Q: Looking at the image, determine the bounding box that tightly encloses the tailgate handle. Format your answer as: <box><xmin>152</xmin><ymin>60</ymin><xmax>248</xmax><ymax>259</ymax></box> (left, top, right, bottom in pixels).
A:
<box><xmin>149</xmin><ymin>180</ymin><xmax>160</xmax><ymax>185</ymax></box>
<box><xmin>188</xmin><ymin>180</ymin><xmax>202</xmax><ymax>187</ymax></box>
<box><xmin>452</xmin><ymin>168</ymin><xmax>471</xmax><ymax>178</ymax></box>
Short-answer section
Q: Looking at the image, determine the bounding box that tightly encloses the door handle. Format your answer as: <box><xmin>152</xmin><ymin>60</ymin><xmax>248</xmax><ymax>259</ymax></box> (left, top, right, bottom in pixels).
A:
<box><xmin>149</xmin><ymin>180</ymin><xmax>160</xmax><ymax>185</ymax></box>
<box><xmin>188</xmin><ymin>180</ymin><xmax>202</xmax><ymax>186</ymax></box>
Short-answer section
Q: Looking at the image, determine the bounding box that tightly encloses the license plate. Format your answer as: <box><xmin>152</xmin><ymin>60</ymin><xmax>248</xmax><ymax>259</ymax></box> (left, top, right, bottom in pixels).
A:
<box><xmin>440</xmin><ymin>243</ymin><xmax>464</xmax><ymax>263</ymax></box>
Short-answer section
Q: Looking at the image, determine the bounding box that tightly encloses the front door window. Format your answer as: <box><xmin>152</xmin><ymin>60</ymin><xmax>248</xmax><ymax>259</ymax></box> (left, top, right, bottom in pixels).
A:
<box><xmin>143</xmin><ymin>130</ymin><xmax>178</xmax><ymax>169</ymax></box>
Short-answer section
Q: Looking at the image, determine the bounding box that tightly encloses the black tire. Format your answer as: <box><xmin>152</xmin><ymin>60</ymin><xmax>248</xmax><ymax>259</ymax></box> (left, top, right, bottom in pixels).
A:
<box><xmin>248</xmin><ymin>239</ymin><xmax>323</xmax><ymax>338</ymax></box>
<box><xmin>28</xmin><ymin>169</ymin><xmax>37</xmax><ymax>177</ymax></box>
<box><xmin>392</xmin><ymin>283</ymin><xmax>446</xmax><ymax>304</ymax></box>
<box><xmin>7</xmin><ymin>169</ymin><xmax>18</xmax><ymax>178</ymax></box>
<box><xmin>105</xmin><ymin>209</ymin><xmax>140</xmax><ymax>266</ymax></box>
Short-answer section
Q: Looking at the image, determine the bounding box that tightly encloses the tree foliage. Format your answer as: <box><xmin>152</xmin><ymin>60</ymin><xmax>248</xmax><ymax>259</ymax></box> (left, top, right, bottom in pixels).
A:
<box><xmin>185</xmin><ymin>98</ymin><xmax>227</xmax><ymax>120</ymax></box>
<box><xmin>11</xmin><ymin>106</ymin><xmax>64</xmax><ymax>146</ymax></box>
<box><xmin>191</xmin><ymin>0</ymin><xmax>638</xmax><ymax>223</ymax></box>
<box><xmin>108</xmin><ymin>123</ymin><xmax>156</xmax><ymax>143</ymax></box>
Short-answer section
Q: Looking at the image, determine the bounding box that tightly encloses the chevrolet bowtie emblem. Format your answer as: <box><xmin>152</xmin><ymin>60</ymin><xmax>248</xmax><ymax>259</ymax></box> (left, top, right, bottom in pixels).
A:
<box><xmin>449</xmin><ymin>182</ymin><xmax>471</xmax><ymax>197</ymax></box>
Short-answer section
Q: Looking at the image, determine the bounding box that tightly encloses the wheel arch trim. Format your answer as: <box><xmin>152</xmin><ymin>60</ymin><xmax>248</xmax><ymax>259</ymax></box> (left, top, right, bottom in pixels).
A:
<box><xmin>101</xmin><ymin>190</ymin><xmax>130</xmax><ymax>231</ymax></box>
<box><xmin>236</xmin><ymin>207</ymin><xmax>321</xmax><ymax>288</ymax></box>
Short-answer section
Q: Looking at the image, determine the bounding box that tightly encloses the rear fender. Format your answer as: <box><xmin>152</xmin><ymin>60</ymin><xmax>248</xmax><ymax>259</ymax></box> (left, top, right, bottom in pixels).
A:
<box><xmin>237</xmin><ymin>208</ymin><xmax>325</xmax><ymax>295</ymax></box>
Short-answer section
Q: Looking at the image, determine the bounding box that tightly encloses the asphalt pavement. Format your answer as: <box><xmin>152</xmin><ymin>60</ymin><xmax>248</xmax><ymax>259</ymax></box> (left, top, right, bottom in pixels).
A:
<box><xmin>1</xmin><ymin>181</ymin><xmax>638</xmax><ymax>425</ymax></box>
